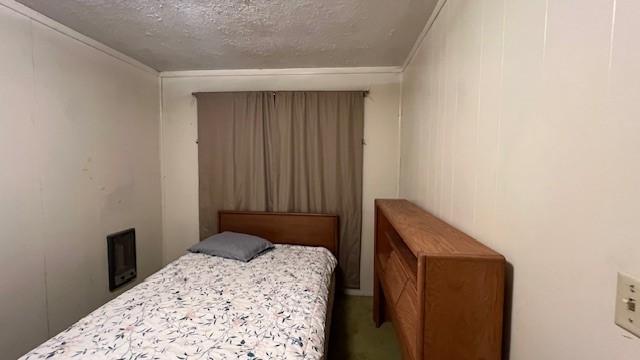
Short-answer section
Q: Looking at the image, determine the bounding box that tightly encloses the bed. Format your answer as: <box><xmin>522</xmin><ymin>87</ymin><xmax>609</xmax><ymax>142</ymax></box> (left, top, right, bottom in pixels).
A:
<box><xmin>20</xmin><ymin>211</ymin><xmax>339</xmax><ymax>360</ymax></box>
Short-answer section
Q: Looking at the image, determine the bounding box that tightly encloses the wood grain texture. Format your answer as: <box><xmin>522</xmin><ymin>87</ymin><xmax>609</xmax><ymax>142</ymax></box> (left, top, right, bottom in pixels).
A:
<box><xmin>218</xmin><ymin>211</ymin><xmax>339</xmax><ymax>257</ymax></box>
<box><xmin>373</xmin><ymin>199</ymin><xmax>505</xmax><ymax>360</ymax></box>
<box><xmin>423</xmin><ymin>257</ymin><xmax>505</xmax><ymax>360</ymax></box>
<box><xmin>375</xmin><ymin>199</ymin><xmax>502</xmax><ymax>259</ymax></box>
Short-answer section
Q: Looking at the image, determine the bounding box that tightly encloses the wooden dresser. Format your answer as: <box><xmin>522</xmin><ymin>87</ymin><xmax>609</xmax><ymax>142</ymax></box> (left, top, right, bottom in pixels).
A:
<box><xmin>374</xmin><ymin>199</ymin><xmax>505</xmax><ymax>360</ymax></box>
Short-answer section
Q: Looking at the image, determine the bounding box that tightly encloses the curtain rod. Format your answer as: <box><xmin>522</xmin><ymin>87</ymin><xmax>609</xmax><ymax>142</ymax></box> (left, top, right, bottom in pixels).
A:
<box><xmin>192</xmin><ymin>90</ymin><xmax>370</xmax><ymax>97</ymax></box>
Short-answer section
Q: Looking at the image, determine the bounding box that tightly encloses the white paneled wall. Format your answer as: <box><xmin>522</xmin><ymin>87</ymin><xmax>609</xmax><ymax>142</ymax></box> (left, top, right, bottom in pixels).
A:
<box><xmin>401</xmin><ymin>0</ymin><xmax>640</xmax><ymax>358</ymax></box>
<box><xmin>0</xmin><ymin>2</ymin><xmax>163</xmax><ymax>358</ymax></box>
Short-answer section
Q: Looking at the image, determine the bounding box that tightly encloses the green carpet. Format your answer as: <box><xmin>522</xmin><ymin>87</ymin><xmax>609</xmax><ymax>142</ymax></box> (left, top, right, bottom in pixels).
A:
<box><xmin>328</xmin><ymin>295</ymin><xmax>401</xmax><ymax>359</ymax></box>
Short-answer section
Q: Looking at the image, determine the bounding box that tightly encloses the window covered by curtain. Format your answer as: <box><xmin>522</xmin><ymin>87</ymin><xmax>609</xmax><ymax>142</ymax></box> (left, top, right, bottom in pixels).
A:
<box><xmin>195</xmin><ymin>91</ymin><xmax>364</xmax><ymax>288</ymax></box>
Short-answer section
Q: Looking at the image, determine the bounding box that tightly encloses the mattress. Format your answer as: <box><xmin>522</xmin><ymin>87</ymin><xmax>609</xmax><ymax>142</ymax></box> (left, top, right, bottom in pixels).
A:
<box><xmin>20</xmin><ymin>245</ymin><xmax>337</xmax><ymax>360</ymax></box>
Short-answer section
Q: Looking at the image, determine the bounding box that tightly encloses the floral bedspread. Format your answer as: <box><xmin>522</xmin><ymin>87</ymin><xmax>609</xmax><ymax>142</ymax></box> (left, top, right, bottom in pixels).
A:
<box><xmin>20</xmin><ymin>245</ymin><xmax>337</xmax><ymax>360</ymax></box>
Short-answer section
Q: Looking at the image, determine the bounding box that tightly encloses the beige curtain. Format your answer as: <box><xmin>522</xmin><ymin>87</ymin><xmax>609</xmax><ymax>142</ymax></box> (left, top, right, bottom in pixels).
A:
<box><xmin>197</xmin><ymin>92</ymin><xmax>272</xmax><ymax>237</ymax></box>
<box><xmin>196</xmin><ymin>91</ymin><xmax>364</xmax><ymax>288</ymax></box>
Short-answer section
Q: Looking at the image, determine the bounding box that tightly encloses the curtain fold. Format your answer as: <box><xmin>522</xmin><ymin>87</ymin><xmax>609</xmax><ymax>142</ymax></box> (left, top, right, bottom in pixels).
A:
<box><xmin>196</xmin><ymin>92</ymin><xmax>272</xmax><ymax>238</ymax></box>
<box><xmin>196</xmin><ymin>91</ymin><xmax>364</xmax><ymax>288</ymax></box>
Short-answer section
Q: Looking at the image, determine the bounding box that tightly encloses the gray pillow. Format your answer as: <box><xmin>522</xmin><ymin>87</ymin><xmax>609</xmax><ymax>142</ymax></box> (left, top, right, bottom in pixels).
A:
<box><xmin>188</xmin><ymin>231</ymin><xmax>274</xmax><ymax>262</ymax></box>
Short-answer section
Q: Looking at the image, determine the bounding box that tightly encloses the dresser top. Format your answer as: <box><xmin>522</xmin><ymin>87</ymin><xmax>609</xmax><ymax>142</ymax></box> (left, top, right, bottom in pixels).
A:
<box><xmin>376</xmin><ymin>199</ymin><xmax>504</xmax><ymax>259</ymax></box>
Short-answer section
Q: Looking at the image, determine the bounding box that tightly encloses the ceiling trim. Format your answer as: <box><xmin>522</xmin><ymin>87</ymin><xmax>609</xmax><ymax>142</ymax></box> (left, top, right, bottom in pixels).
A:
<box><xmin>0</xmin><ymin>0</ymin><xmax>158</xmax><ymax>75</ymax></box>
<box><xmin>402</xmin><ymin>0</ymin><xmax>448</xmax><ymax>70</ymax></box>
<box><xmin>160</xmin><ymin>66</ymin><xmax>403</xmax><ymax>78</ymax></box>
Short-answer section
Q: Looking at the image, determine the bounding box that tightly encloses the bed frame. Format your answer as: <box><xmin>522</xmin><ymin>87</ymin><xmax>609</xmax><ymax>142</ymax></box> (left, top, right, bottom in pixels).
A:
<box><xmin>218</xmin><ymin>210</ymin><xmax>339</xmax><ymax>257</ymax></box>
<box><xmin>219</xmin><ymin>210</ymin><xmax>339</xmax><ymax>359</ymax></box>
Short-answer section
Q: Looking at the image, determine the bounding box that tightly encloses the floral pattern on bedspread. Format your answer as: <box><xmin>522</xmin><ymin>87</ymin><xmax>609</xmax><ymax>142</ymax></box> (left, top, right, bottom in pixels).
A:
<box><xmin>20</xmin><ymin>245</ymin><xmax>337</xmax><ymax>360</ymax></box>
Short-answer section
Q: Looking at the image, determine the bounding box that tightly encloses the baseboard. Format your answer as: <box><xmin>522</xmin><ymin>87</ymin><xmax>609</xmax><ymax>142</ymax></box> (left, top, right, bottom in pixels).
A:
<box><xmin>343</xmin><ymin>288</ymin><xmax>373</xmax><ymax>297</ymax></box>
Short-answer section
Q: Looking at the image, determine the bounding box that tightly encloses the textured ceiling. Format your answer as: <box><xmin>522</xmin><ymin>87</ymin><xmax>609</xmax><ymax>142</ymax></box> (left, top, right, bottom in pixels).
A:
<box><xmin>16</xmin><ymin>0</ymin><xmax>437</xmax><ymax>71</ymax></box>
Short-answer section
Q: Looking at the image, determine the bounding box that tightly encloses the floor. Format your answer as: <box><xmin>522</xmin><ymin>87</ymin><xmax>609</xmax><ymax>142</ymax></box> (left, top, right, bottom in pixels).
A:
<box><xmin>328</xmin><ymin>295</ymin><xmax>401</xmax><ymax>359</ymax></box>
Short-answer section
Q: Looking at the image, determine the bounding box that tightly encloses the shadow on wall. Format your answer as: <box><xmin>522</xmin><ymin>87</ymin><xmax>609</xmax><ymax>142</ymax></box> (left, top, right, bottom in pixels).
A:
<box><xmin>502</xmin><ymin>262</ymin><xmax>515</xmax><ymax>360</ymax></box>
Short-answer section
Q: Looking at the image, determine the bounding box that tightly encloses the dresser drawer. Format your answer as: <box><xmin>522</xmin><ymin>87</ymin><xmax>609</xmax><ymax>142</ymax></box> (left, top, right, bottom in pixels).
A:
<box><xmin>374</xmin><ymin>199</ymin><xmax>505</xmax><ymax>360</ymax></box>
<box><xmin>382</xmin><ymin>251</ymin><xmax>409</xmax><ymax>305</ymax></box>
<box><xmin>395</xmin><ymin>280</ymin><xmax>419</xmax><ymax>359</ymax></box>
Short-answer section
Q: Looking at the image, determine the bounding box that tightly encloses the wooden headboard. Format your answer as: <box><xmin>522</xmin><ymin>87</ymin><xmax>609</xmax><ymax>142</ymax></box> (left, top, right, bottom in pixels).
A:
<box><xmin>218</xmin><ymin>211</ymin><xmax>339</xmax><ymax>257</ymax></box>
